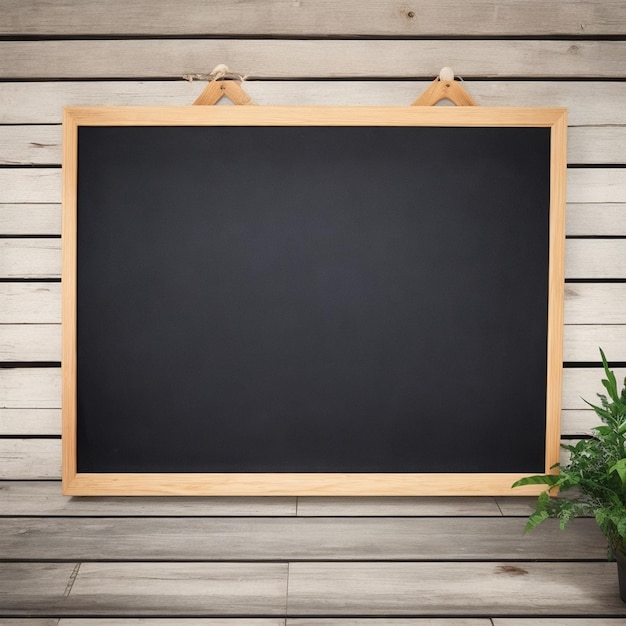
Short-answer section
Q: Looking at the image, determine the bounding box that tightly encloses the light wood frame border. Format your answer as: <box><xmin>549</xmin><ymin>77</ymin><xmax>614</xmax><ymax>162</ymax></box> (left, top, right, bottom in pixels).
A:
<box><xmin>62</xmin><ymin>106</ymin><xmax>567</xmax><ymax>496</ymax></box>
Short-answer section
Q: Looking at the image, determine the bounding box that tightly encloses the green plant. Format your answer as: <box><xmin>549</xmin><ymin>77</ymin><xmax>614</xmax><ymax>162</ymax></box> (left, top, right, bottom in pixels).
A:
<box><xmin>513</xmin><ymin>348</ymin><xmax>626</xmax><ymax>556</ymax></box>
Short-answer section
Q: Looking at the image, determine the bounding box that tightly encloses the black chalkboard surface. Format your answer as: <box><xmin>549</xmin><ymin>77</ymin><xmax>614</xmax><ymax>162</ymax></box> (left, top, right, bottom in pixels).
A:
<box><xmin>62</xmin><ymin>106</ymin><xmax>567</xmax><ymax>495</ymax></box>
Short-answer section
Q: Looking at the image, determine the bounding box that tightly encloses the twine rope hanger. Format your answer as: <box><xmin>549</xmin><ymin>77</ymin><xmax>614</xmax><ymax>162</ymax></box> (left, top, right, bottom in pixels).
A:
<box><xmin>189</xmin><ymin>64</ymin><xmax>256</xmax><ymax>106</ymax></box>
<box><xmin>183</xmin><ymin>63</ymin><xmax>249</xmax><ymax>84</ymax></box>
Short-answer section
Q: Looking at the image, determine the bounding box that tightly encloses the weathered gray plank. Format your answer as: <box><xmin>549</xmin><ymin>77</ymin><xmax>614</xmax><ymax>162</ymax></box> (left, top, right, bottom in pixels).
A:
<box><xmin>4</xmin><ymin>168</ymin><xmax>623</xmax><ymax>207</ymax></box>
<box><xmin>2</xmin><ymin>0</ymin><xmax>625</xmax><ymax>36</ymax></box>
<box><xmin>0</xmin><ymin>204</ymin><xmax>61</xmax><ymax>235</ymax></box>
<box><xmin>561</xmin><ymin>409</ymin><xmax>599</xmax><ymax>436</ymax></box>
<box><xmin>0</xmin><ymin>409</ymin><xmax>59</xmax><ymax>435</ymax></box>
<box><xmin>0</xmin><ymin>239</ymin><xmax>60</xmax><ymax>279</ymax></box>
<box><xmin>3</xmin><ymin>236</ymin><xmax>625</xmax><ymax>280</ymax></box>
<box><xmin>563</xmin><ymin>325</ymin><xmax>626</xmax><ymax>362</ymax></box>
<box><xmin>0</xmin><ymin>283</ymin><xmax>60</xmax><ymax>324</ymax></box>
<box><xmin>5</xmin><ymin>125</ymin><xmax>626</xmax><ymax>167</ymax></box>
<box><xmin>0</xmin><ymin>439</ymin><xmax>60</xmax><ymax>478</ymax></box>
<box><xmin>0</xmin><ymin>517</ymin><xmax>606</xmax><ymax>561</ymax></box>
<box><xmin>0</xmin><ymin>366</ymin><xmax>616</xmax><ymax>412</ymax></box>
<box><xmin>296</xmin><ymin>497</ymin><xmax>502</xmax><ymax>516</ymax></box>
<box><xmin>58</xmin><ymin>617</ymin><xmax>282</xmax><ymax>626</ymax></box>
<box><xmin>0</xmin><ymin>563</ymin><xmax>76</xmax><ymax>614</ymax></box>
<box><xmin>569</xmin><ymin>126</ymin><xmax>626</xmax><ymax>165</ymax></box>
<box><xmin>565</xmin><ymin>284</ymin><xmax>626</xmax><ymax>324</ymax></box>
<box><xmin>0</xmin><ymin>324</ymin><xmax>60</xmax><ymax>361</ymax></box>
<box><xmin>0</xmin><ymin>562</ymin><xmax>288</xmax><ymax>616</ymax></box>
<box><xmin>493</xmin><ymin>617</ymin><xmax>624</xmax><ymax>626</ymax></box>
<box><xmin>0</xmin><ymin>169</ymin><xmax>60</xmax><ymax>203</ymax></box>
<box><xmin>58</xmin><ymin>621</ymin><xmax>283</xmax><ymax>626</ymax></box>
<box><xmin>0</xmin><ymin>481</ymin><xmax>296</xmax><ymax>516</ymax></box>
<box><xmin>1</xmin><ymin>40</ymin><xmax>625</xmax><ymax>80</ymax></box>
<box><xmin>0</xmin><ymin>126</ymin><xmax>60</xmax><ymax>165</ymax></box>
<box><xmin>566</xmin><ymin>240</ymin><xmax>626</xmax><ymax>279</ymax></box>
<box><xmin>5</xmin><ymin>321</ymin><xmax>625</xmax><ymax>364</ymax></box>
<box><xmin>285</xmin><ymin>617</ymin><xmax>488</xmax><ymax>626</ymax></box>
<box><xmin>287</xmin><ymin>562</ymin><xmax>626</xmax><ymax>616</ymax></box>
<box><xmin>563</xmin><ymin>367</ymin><xmax>626</xmax><ymax>410</ymax></box>
<box><xmin>0</xmin><ymin>617</ymin><xmax>59</xmax><ymax>626</ymax></box>
<box><xmin>2</xmin><ymin>82</ymin><xmax>626</xmax><ymax>125</ymax></box>
<box><xmin>0</xmin><ymin>368</ymin><xmax>60</xmax><ymax>407</ymax></box>
<box><xmin>568</xmin><ymin>168</ymin><xmax>626</xmax><ymax>203</ymax></box>
<box><xmin>567</xmin><ymin>204</ymin><xmax>626</xmax><ymax>236</ymax></box>
<box><xmin>0</xmin><ymin>282</ymin><xmax>621</xmax><ymax>327</ymax></box>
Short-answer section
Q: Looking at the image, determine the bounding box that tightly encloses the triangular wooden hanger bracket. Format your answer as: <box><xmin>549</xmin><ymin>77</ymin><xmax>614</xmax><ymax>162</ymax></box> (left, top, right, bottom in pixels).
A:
<box><xmin>191</xmin><ymin>64</ymin><xmax>257</xmax><ymax>106</ymax></box>
<box><xmin>412</xmin><ymin>68</ymin><xmax>477</xmax><ymax>106</ymax></box>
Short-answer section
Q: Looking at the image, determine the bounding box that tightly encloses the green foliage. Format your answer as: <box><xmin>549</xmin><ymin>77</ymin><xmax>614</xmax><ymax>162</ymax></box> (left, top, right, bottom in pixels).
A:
<box><xmin>513</xmin><ymin>348</ymin><xmax>626</xmax><ymax>555</ymax></box>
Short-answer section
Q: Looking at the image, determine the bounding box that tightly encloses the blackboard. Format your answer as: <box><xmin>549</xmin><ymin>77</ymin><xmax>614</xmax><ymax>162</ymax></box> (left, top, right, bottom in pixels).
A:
<box><xmin>61</xmin><ymin>106</ymin><xmax>567</xmax><ymax>495</ymax></box>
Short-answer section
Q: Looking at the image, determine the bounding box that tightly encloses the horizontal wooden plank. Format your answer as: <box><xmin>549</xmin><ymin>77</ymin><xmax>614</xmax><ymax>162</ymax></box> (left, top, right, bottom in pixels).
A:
<box><xmin>3</xmin><ymin>0</ymin><xmax>625</xmax><ymax>36</ymax></box>
<box><xmin>0</xmin><ymin>408</ymin><xmax>59</xmax><ymax>435</ymax></box>
<box><xmin>0</xmin><ymin>408</ymin><xmax>595</xmax><ymax>440</ymax></box>
<box><xmin>493</xmin><ymin>617</ymin><xmax>624</xmax><ymax>626</ymax></box>
<box><xmin>568</xmin><ymin>168</ymin><xmax>626</xmax><ymax>203</ymax></box>
<box><xmin>0</xmin><ymin>204</ymin><xmax>61</xmax><ymax>235</ymax></box>
<box><xmin>567</xmin><ymin>204</ymin><xmax>626</xmax><ymax>236</ymax></box>
<box><xmin>563</xmin><ymin>325</ymin><xmax>626</xmax><ymax>362</ymax></box>
<box><xmin>0</xmin><ymin>438</ymin><xmax>60</xmax><ymax>479</ymax></box>
<box><xmin>0</xmin><ymin>366</ymin><xmax>619</xmax><ymax>412</ymax></box>
<box><xmin>0</xmin><ymin>368</ymin><xmax>60</xmax><ymax>407</ymax></box>
<box><xmin>0</xmin><ymin>481</ymin><xmax>296</xmax><ymax>516</ymax></box>
<box><xmin>16</xmin><ymin>203</ymin><xmax>626</xmax><ymax>240</ymax></box>
<box><xmin>287</xmin><ymin>562</ymin><xmax>626</xmax><ymax>616</ymax></box>
<box><xmin>561</xmin><ymin>409</ymin><xmax>598</xmax><ymax>436</ymax></box>
<box><xmin>58</xmin><ymin>621</ymin><xmax>283</xmax><ymax>626</ymax></box>
<box><xmin>0</xmin><ymin>617</ymin><xmax>59</xmax><ymax>626</ymax></box>
<box><xmin>4</xmin><ymin>167</ymin><xmax>622</xmax><ymax>207</ymax></box>
<box><xmin>285</xmin><ymin>617</ymin><xmax>490</xmax><ymax>626</ymax></box>
<box><xmin>0</xmin><ymin>283</ymin><xmax>61</xmax><ymax>324</ymax></box>
<box><xmin>0</xmin><ymin>169</ymin><xmax>60</xmax><ymax>203</ymax></box>
<box><xmin>0</xmin><ymin>563</ymin><xmax>75</xmax><ymax>612</ymax></box>
<box><xmin>569</xmin><ymin>126</ymin><xmax>626</xmax><ymax>165</ymax></box>
<box><xmin>2</xmin><ymin>81</ymin><xmax>626</xmax><ymax>125</ymax></box>
<box><xmin>0</xmin><ymin>562</ymin><xmax>288</xmax><ymax>616</ymax></box>
<box><xmin>6</xmin><ymin>321</ymin><xmax>622</xmax><ymax>364</ymax></box>
<box><xmin>0</xmin><ymin>324</ymin><xmax>60</xmax><ymax>361</ymax></box>
<box><xmin>562</xmin><ymin>367</ymin><xmax>626</xmax><ymax>410</ymax></box>
<box><xmin>0</xmin><ymin>239</ymin><xmax>61</xmax><ymax>279</ymax></box>
<box><xmin>564</xmin><ymin>283</ymin><xmax>626</xmax><ymax>324</ymax></box>
<box><xmin>4</xmin><ymin>125</ymin><xmax>626</xmax><ymax>167</ymax></box>
<box><xmin>566</xmin><ymin>240</ymin><xmax>626</xmax><ymax>279</ymax></box>
<box><xmin>1</xmin><ymin>40</ymin><xmax>625</xmax><ymax>80</ymax></box>
<box><xmin>0</xmin><ymin>126</ymin><xmax>60</xmax><ymax>165</ymax></box>
<box><xmin>0</xmin><ymin>517</ymin><xmax>606</xmax><ymax>561</ymax></box>
<box><xmin>0</xmin><ymin>280</ymin><xmax>621</xmax><ymax>328</ymax></box>
<box><xmin>297</xmin><ymin>497</ymin><xmax>503</xmax><ymax>517</ymax></box>
<box><xmin>3</xmin><ymin>236</ymin><xmax>624</xmax><ymax>280</ymax></box>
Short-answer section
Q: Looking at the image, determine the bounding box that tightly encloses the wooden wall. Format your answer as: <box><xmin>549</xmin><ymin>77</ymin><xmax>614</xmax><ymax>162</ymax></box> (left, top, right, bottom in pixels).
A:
<box><xmin>2</xmin><ymin>0</ymin><xmax>626</xmax><ymax>478</ymax></box>
<box><xmin>1</xmin><ymin>0</ymin><xmax>626</xmax><ymax>621</ymax></box>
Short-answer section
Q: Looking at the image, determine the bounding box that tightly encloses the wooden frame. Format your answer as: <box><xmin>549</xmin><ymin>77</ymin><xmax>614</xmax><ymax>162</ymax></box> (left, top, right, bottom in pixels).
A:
<box><xmin>62</xmin><ymin>106</ymin><xmax>567</xmax><ymax>496</ymax></box>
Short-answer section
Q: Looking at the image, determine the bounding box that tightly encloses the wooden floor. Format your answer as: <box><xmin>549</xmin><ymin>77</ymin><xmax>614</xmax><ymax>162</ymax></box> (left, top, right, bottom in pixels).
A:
<box><xmin>2</xmin><ymin>481</ymin><xmax>626</xmax><ymax>623</ymax></box>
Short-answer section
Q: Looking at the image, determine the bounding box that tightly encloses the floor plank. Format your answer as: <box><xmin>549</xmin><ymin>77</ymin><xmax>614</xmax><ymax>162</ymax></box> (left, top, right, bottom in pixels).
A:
<box><xmin>58</xmin><ymin>617</ymin><xmax>285</xmax><ymax>626</ymax></box>
<box><xmin>0</xmin><ymin>562</ymin><xmax>288</xmax><ymax>616</ymax></box>
<box><xmin>296</xmin><ymin>497</ymin><xmax>502</xmax><ymax>516</ymax></box>
<box><xmin>285</xmin><ymin>617</ymin><xmax>488</xmax><ymax>626</ymax></box>
<box><xmin>0</xmin><ymin>517</ymin><xmax>607</xmax><ymax>561</ymax></box>
<box><xmin>0</xmin><ymin>562</ymin><xmax>76</xmax><ymax>613</ymax></box>
<box><xmin>0</xmin><ymin>482</ymin><xmax>296</xmax><ymax>516</ymax></box>
<box><xmin>493</xmin><ymin>617</ymin><xmax>625</xmax><ymax>626</ymax></box>
<box><xmin>286</xmin><ymin>562</ymin><xmax>626</xmax><ymax>616</ymax></box>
